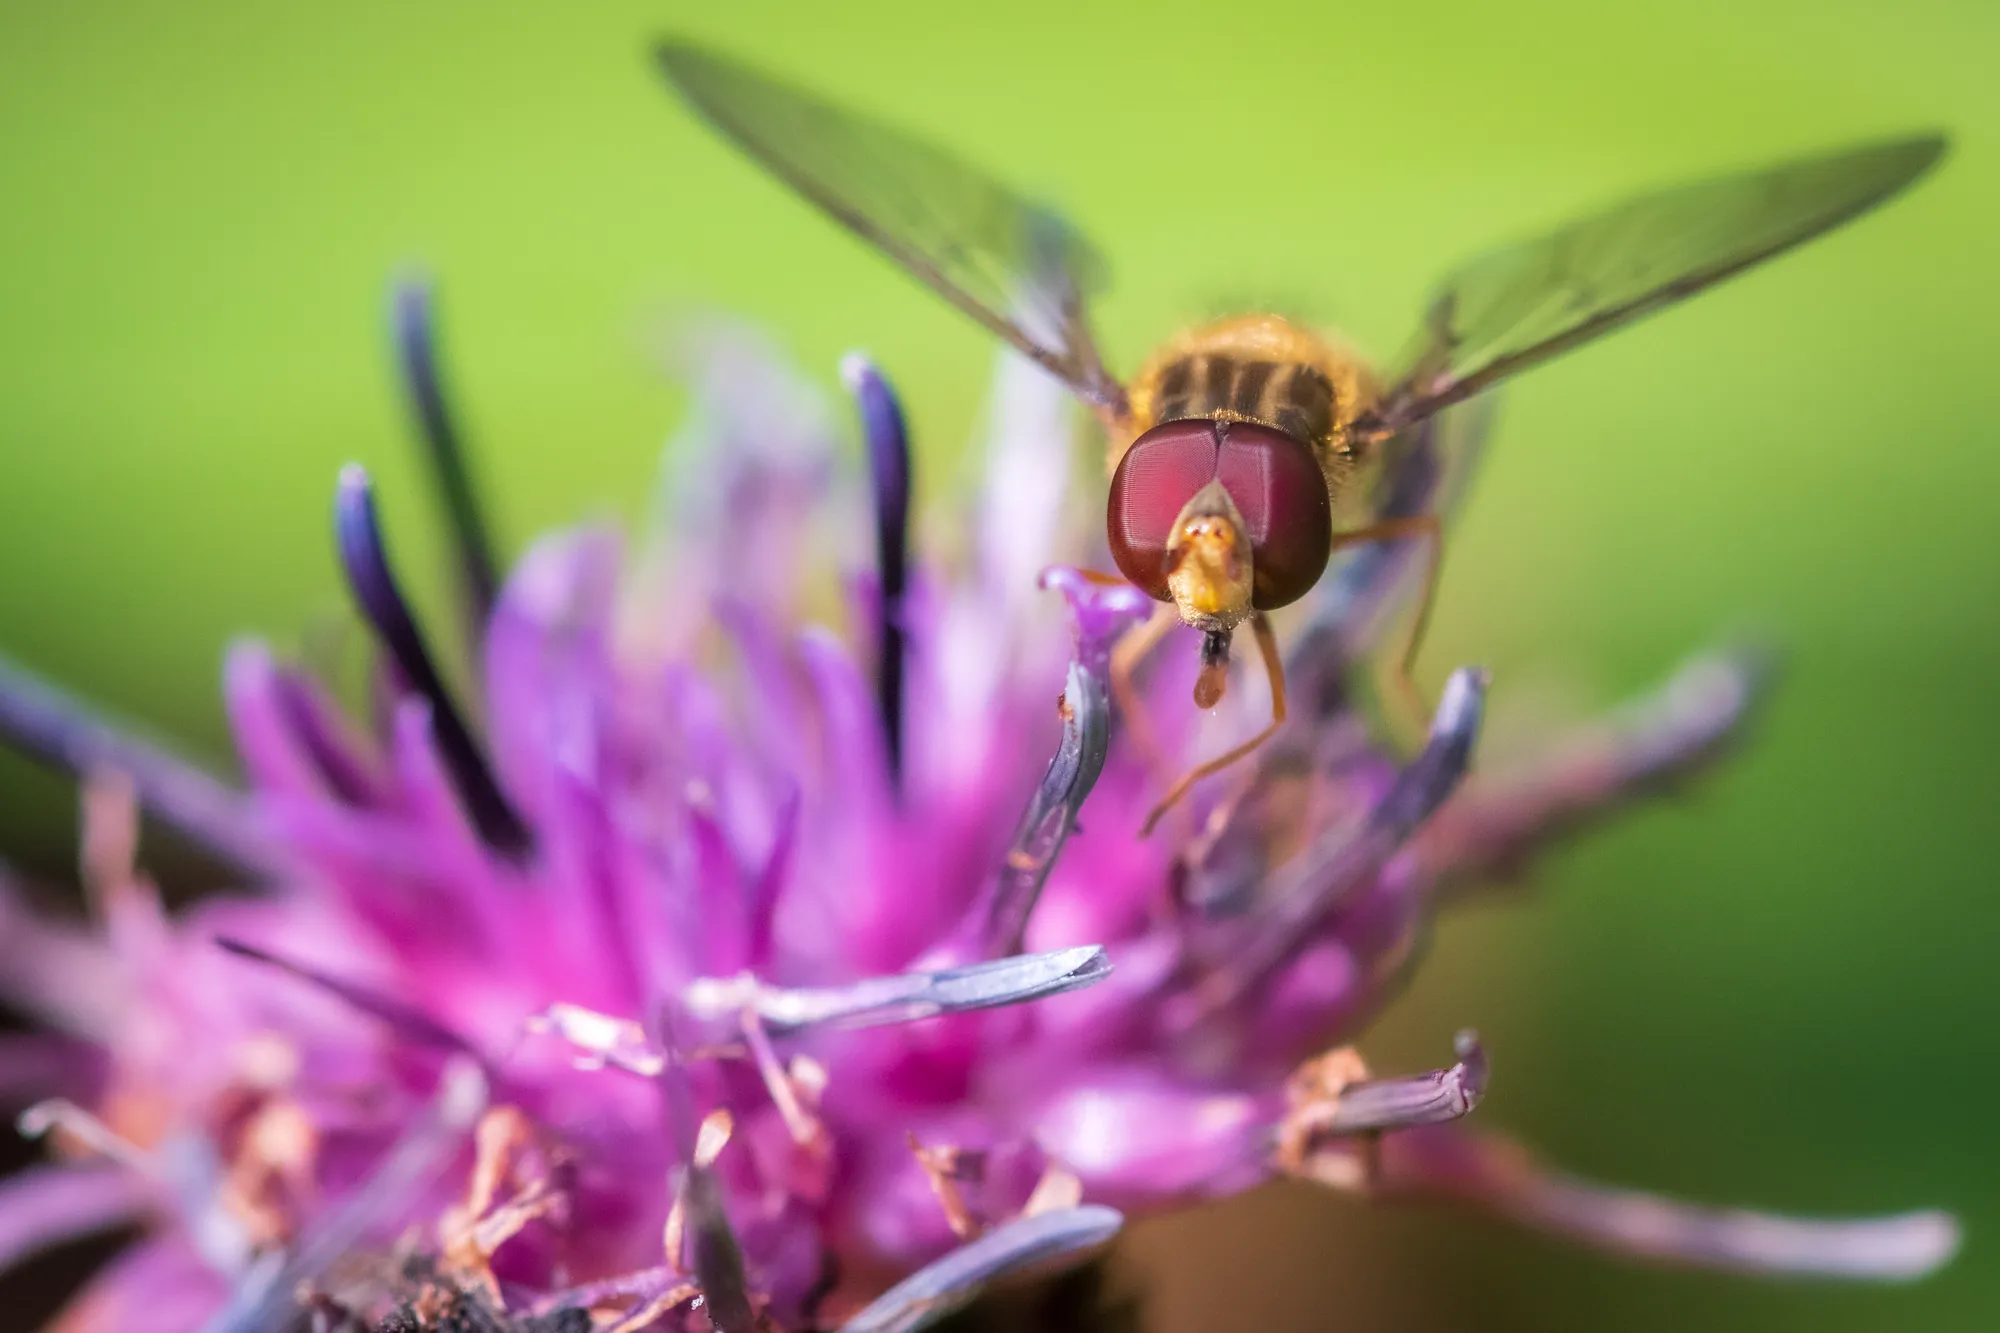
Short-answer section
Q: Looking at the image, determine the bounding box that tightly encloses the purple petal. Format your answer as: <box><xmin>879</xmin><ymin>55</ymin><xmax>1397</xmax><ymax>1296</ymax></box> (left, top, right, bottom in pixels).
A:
<box><xmin>541</xmin><ymin>756</ymin><xmax>652</xmax><ymax>1011</ymax></box>
<box><xmin>0</xmin><ymin>647</ymin><xmax>277</xmax><ymax>873</ymax></box>
<box><xmin>50</xmin><ymin>1236</ymin><xmax>228</xmax><ymax>1333</ymax></box>
<box><xmin>653</xmin><ymin>322</ymin><xmax>843</xmax><ymax>621</ymax></box>
<box><xmin>0</xmin><ymin>871</ymin><xmax>126</xmax><ymax>1038</ymax></box>
<box><xmin>252</xmin><ymin>795</ymin><xmax>489</xmax><ymax>960</ymax></box>
<box><xmin>1032</xmin><ymin>1078</ymin><xmax>1270</xmax><ymax>1200</ymax></box>
<box><xmin>269</xmin><ymin>663</ymin><xmax>387</xmax><ymax>808</ymax></box>
<box><xmin>0</xmin><ymin>1163</ymin><xmax>150</xmax><ymax>1274</ymax></box>
<box><xmin>711</xmin><ymin>596</ymin><xmax>815</xmax><ymax>777</ymax></box>
<box><xmin>1379</xmin><ymin>1125</ymin><xmax>1959</xmax><ymax>1281</ymax></box>
<box><xmin>224</xmin><ymin>644</ymin><xmax>385</xmax><ymax>809</ymax></box>
<box><xmin>481</xmin><ymin>524</ymin><xmax>623</xmax><ymax>825</ymax></box>
<box><xmin>743</xmin><ymin>785</ymin><xmax>800</xmax><ymax>971</ymax></box>
<box><xmin>212</xmin><ymin>936</ymin><xmax>482</xmax><ymax>1058</ymax></box>
<box><xmin>1238</xmin><ymin>850</ymin><xmax>1434</xmax><ymax>1063</ymax></box>
<box><xmin>0</xmin><ymin>1032</ymin><xmax>107</xmax><ymax>1107</ymax></box>
<box><xmin>788</xmin><ymin>630</ymin><xmax>961</xmax><ymax>972</ymax></box>
<box><xmin>839</xmin><ymin>1205</ymin><xmax>1124</xmax><ymax>1333</ymax></box>
<box><xmin>396</xmin><ymin>694</ymin><xmax>542</xmax><ymax>958</ymax></box>
<box><xmin>225</xmin><ymin>643</ymin><xmax>334</xmax><ymax>800</ymax></box>
<box><xmin>798</xmin><ymin>627</ymin><xmax>895</xmax><ymax>819</ymax></box>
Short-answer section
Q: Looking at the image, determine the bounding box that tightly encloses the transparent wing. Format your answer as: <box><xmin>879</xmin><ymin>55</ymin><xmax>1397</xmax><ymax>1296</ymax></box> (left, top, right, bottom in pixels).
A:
<box><xmin>1362</xmin><ymin>134</ymin><xmax>1947</xmax><ymax>436</ymax></box>
<box><xmin>659</xmin><ymin>41</ymin><xmax>1126</xmax><ymax>413</ymax></box>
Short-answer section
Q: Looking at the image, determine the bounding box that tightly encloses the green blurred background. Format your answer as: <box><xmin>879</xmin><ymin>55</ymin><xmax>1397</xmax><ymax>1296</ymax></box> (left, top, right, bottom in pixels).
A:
<box><xmin>1</xmin><ymin>0</ymin><xmax>1994</xmax><ymax>1329</ymax></box>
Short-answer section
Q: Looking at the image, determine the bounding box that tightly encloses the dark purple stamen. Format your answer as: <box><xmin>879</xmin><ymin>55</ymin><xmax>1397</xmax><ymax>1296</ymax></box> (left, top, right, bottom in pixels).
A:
<box><xmin>334</xmin><ymin>465</ymin><xmax>532</xmax><ymax>861</ymax></box>
<box><xmin>0</xmin><ymin>649</ymin><xmax>278</xmax><ymax>875</ymax></box>
<box><xmin>391</xmin><ymin>275</ymin><xmax>501</xmax><ymax>631</ymax></box>
<box><xmin>842</xmin><ymin>353</ymin><xmax>911</xmax><ymax>789</ymax></box>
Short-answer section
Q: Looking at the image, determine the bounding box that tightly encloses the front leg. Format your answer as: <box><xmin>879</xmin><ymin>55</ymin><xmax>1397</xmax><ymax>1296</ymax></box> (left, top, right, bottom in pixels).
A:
<box><xmin>1328</xmin><ymin>513</ymin><xmax>1443</xmax><ymax>736</ymax></box>
<box><xmin>1141</xmin><ymin>612</ymin><xmax>1289</xmax><ymax>835</ymax></box>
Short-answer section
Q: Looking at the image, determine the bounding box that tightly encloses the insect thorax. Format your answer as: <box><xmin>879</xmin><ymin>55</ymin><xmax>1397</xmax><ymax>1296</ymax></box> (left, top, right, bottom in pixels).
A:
<box><xmin>1116</xmin><ymin>313</ymin><xmax>1379</xmax><ymax>496</ymax></box>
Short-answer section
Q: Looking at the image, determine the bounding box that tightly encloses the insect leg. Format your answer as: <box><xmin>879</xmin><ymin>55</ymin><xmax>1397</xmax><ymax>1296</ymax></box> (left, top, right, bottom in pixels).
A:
<box><xmin>1140</xmin><ymin>612</ymin><xmax>1288</xmax><ymax>836</ymax></box>
<box><xmin>1109</xmin><ymin>602</ymin><xmax>1179</xmax><ymax>774</ymax></box>
<box><xmin>1328</xmin><ymin>514</ymin><xmax>1444</xmax><ymax>736</ymax></box>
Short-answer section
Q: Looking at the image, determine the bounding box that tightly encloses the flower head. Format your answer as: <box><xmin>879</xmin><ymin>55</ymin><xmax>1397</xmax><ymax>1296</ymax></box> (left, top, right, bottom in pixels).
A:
<box><xmin>0</xmin><ymin>283</ymin><xmax>1958</xmax><ymax>1333</ymax></box>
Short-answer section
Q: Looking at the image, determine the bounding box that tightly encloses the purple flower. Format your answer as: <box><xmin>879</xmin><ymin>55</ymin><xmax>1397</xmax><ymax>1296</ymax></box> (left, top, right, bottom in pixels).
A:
<box><xmin>0</xmin><ymin>285</ymin><xmax>1958</xmax><ymax>1333</ymax></box>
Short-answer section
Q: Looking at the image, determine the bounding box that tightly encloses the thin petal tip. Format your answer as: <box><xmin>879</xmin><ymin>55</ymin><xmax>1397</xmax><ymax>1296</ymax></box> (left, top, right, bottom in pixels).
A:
<box><xmin>838</xmin><ymin>351</ymin><xmax>880</xmax><ymax>391</ymax></box>
<box><xmin>1438</xmin><ymin>666</ymin><xmax>1490</xmax><ymax>729</ymax></box>
<box><xmin>1451</xmin><ymin>1029</ymin><xmax>1489</xmax><ymax>1111</ymax></box>
<box><xmin>1667</xmin><ymin>643</ymin><xmax>1777</xmax><ymax>730</ymax></box>
<box><xmin>1853</xmin><ymin>1208</ymin><xmax>1961</xmax><ymax>1281</ymax></box>
<box><xmin>1055</xmin><ymin>943</ymin><xmax>1113</xmax><ymax>985</ymax></box>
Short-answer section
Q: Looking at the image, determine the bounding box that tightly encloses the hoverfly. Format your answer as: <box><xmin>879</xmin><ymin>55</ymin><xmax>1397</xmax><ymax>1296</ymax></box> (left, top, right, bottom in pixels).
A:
<box><xmin>657</xmin><ymin>40</ymin><xmax>1945</xmax><ymax>824</ymax></box>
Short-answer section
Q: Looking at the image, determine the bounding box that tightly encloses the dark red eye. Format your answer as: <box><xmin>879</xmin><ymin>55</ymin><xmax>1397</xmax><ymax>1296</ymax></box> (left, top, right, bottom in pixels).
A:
<box><xmin>1106</xmin><ymin>418</ymin><xmax>1331</xmax><ymax>608</ymax></box>
<box><xmin>1107</xmin><ymin>419</ymin><xmax>1221</xmax><ymax>600</ymax></box>
<box><xmin>1214</xmin><ymin>421</ymin><xmax>1332</xmax><ymax>609</ymax></box>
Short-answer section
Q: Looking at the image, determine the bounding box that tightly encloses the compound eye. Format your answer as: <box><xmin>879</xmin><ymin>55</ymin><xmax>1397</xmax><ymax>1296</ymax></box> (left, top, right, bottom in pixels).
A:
<box><xmin>1213</xmin><ymin>421</ymin><xmax>1332</xmax><ymax>609</ymax></box>
<box><xmin>1107</xmin><ymin>419</ymin><xmax>1221</xmax><ymax>600</ymax></box>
